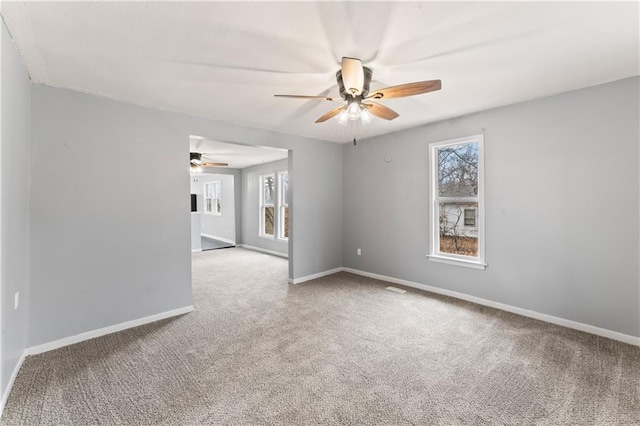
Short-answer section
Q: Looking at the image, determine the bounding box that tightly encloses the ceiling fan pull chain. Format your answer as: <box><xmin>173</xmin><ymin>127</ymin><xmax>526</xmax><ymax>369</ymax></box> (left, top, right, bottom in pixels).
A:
<box><xmin>351</xmin><ymin>119</ymin><xmax>357</xmax><ymax>146</ymax></box>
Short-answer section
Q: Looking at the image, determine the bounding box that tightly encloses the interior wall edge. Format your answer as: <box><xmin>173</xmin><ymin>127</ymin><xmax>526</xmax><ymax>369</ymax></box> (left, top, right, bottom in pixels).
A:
<box><xmin>0</xmin><ymin>16</ymin><xmax>30</xmax><ymax>407</ymax></box>
<box><xmin>289</xmin><ymin>267</ymin><xmax>343</xmax><ymax>285</ymax></box>
<box><xmin>0</xmin><ymin>349</ymin><xmax>26</xmax><ymax>420</ymax></box>
<box><xmin>341</xmin><ymin>76</ymin><xmax>640</xmax><ymax>338</ymax></box>
<box><xmin>339</xmin><ymin>267</ymin><xmax>640</xmax><ymax>346</ymax></box>
<box><xmin>26</xmin><ymin>305</ymin><xmax>193</xmax><ymax>356</ymax></box>
<box><xmin>238</xmin><ymin>244</ymin><xmax>288</xmax><ymax>259</ymax></box>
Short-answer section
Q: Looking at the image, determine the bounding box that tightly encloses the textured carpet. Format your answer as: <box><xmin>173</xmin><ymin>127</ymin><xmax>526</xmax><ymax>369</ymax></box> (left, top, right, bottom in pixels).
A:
<box><xmin>2</xmin><ymin>248</ymin><xmax>639</xmax><ymax>425</ymax></box>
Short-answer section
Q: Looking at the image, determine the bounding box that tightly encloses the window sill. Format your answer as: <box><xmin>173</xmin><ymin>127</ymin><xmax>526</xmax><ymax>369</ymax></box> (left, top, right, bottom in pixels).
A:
<box><xmin>277</xmin><ymin>237</ymin><xmax>289</xmax><ymax>243</ymax></box>
<box><xmin>426</xmin><ymin>254</ymin><xmax>487</xmax><ymax>270</ymax></box>
<box><xmin>258</xmin><ymin>234</ymin><xmax>276</xmax><ymax>240</ymax></box>
<box><xmin>203</xmin><ymin>212</ymin><xmax>222</xmax><ymax>217</ymax></box>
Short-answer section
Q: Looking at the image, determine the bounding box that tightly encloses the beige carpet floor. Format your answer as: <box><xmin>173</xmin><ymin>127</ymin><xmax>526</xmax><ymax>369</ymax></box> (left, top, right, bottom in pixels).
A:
<box><xmin>2</xmin><ymin>247</ymin><xmax>639</xmax><ymax>425</ymax></box>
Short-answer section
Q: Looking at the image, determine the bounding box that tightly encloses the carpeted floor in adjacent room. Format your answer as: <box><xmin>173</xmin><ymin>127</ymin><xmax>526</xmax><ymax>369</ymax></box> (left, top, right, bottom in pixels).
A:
<box><xmin>2</xmin><ymin>247</ymin><xmax>639</xmax><ymax>425</ymax></box>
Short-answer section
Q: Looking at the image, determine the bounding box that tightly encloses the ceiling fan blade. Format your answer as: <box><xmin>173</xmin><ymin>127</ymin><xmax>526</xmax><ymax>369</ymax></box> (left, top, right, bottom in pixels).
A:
<box><xmin>315</xmin><ymin>105</ymin><xmax>346</xmax><ymax>123</ymax></box>
<box><xmin>366</xmin><ymin>80</ymin><xmax>441</xmax><ymax>100</ymax></box>
<box><xmin>341</xmin><ymin>57</ymin><xmax>365</xmax><ymax>97</ymax></box>
<box><xmin>365</xmin><ymin>102</ymin><xmax>399</xmax><ymax>121</ymax></box>
<box><xmin>202</xmin><ymin>162</ymin><xmax>229</xmax><ymax>167</ymax></box>
<box><xmin>274</xmin><ymin>94</ymin><xmax>339</xmax><ymax>101</ymax></box>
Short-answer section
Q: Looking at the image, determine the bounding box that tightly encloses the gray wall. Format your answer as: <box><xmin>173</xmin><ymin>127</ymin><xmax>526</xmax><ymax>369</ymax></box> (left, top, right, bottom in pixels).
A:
<box><xmin>240</xmin><ymin>159</ymin><xmax>289</xmax><ymax>256</ymax></box>
<box><xmin>342</xmin><ymin>77</ymin><xmax>640</xmax><ymax>337</ymax></box>
<box><xmin>191</xmin><ymin>173</ymin><xmax>236</xmax><ymax>242</ymax></box>
<box><xmin>0</xmin><ymin>21</ymin><xmax>31</xmax><ymax>397</ymax></box>
<box><xmin>197</xmin><ymin>167</ymin><xmax>242</xmax><ymax>243</ymax></box>
<box><xmin>29</xmin><ymin>85</ymin><xmax>343</xmax><ymax>346</ymax></box>
<box><xmin>190</xmin><ymin>213</ymin><xmax>201</xmax><ymax>252</ymax></box>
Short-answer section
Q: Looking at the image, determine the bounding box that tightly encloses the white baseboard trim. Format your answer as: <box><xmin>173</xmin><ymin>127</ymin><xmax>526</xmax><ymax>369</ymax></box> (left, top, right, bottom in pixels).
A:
<box><xmin>201</xmin><ymin>234</ymin><xmax>235</xmax><ymax>245</ymax></box>
<box><xmin>342</xmin><ymin>267</ymin><xmax>640</xmax><ymax>347</ymax></box>
<box><xmin>238</xmin><ymin>244</ymin><xmax>288</xmax><ymax>259</ymax></box>
<box><xmin>289</xmin><ymin>267</ymin><xmax>344</xmax><ymax>285</ymax></box>
<box><xmin>26</xmin><ymin>305</ymin><xmax>194</xmax><ymax>356</ymax></box>
<box><xmin>191</xmin><ymin>248</ymin><xmax>202</xmax><ymax>253</ymax></box>
<box><xmin>0</xmin><ymin>350</ymin><xmax>27</xmax><ymax>419</ymax></box>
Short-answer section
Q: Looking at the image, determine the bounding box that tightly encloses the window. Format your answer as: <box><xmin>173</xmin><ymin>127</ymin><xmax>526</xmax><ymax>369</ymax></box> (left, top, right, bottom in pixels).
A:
<box><xmin>259</xmin><ymin>174</ymin><xmax>276</xmax><ymax>237</ymax></box>
<box><xmin>428</xmin><ymin>135</ymin><xmax>485</xmax><ymax>269</ymax></box>
<box><xmin>463</xmin><ymin>208</ymin><xmax>476</xmax><ymax>227</ymax></box>
<box><xmin>278</xmin><ymin>172</ymin><xmax>289</xmax><ymax>240</ymax></box>
<box><xmin>203</xmin><ymin>181</ymin><xmax>221</xmax><ymax>215</ymax></box>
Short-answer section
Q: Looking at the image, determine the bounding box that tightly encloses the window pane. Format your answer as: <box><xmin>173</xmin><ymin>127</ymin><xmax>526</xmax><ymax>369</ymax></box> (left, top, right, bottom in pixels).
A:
<box><xmin>205</xmin><ymin>199</ymin><xmax>212</xmax><ymax>212</ymax></box>
<box><xmin>215</xmin><ymin>198</ymin><xmax>221</xmax><ymax>214</ymax></box>
<box><xmin>439</xmin><ymin>202</ymin><xmax>478</xmax><ymax>256</ymax></box>
<box><xmin>283</xmin><ymin>206</ymin><xmax>289</xmax><ymax>238</ymax></box>
<box><xmin>264</xmin><ymin>176</ymin><xmax>275</xmax><ymax>204</ymax></box>
<box><xmin>282</xmin><ymin>174</ymin><xmax>289</xmax><ymax>205</ymax></box>
<box><xmin>463</xmin><ymin>208</ymin><xmax>476</xmax><ymax>226</ymax></box>
<box><xmin>438</xmin><ymin>143</ymin><xmax>478</xmax><ymax>197</ymax></box>
<box><xmin>264</xmin><ymin>206</ymin><xmax>275</xmax><ymax>235</ymax></box>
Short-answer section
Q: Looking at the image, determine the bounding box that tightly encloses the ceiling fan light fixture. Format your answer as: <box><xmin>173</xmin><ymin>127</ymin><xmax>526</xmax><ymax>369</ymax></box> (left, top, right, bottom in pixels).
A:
<box><xmin>274</xmin><ymin>57</ymin><xmax>441</xmax><ymax>128</ymax></box>
<box><xmin>360</xmin><ymin>108</ymin><xmax>373</xmax><ymax>125</ymax></box>
<box><xmin>336</xmin><ymin>102</ymin><xmax>372</xmax><ymax>125</ymax></box>
<box><xmin>347</xmin><ymin>102</ymin><xmax>362</xmax><ymax>120</ymax></box>
<box><xmin>335</xmin><ymin>110</ymin><xmax>349</xmax><ymax>126</ymax></box>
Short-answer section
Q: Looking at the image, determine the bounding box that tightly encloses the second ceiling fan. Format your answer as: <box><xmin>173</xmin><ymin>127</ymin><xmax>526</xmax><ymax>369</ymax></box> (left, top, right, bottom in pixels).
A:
<box><xmin>190</xmin><ymin>152</ymin><xmax>228</xmax><ymax>172</ymax></box>
<box><xmin>275</xmin><ymin>57</ymin><xmax>441</xmax><ymax>124</ymax></box>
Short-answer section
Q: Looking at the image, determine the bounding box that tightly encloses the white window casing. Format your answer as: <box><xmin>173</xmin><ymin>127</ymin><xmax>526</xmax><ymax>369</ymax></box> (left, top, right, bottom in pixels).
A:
<box><xmin>259</xmin><ymin>173</ymin><xmax>276</xmax><ymax>238</ymax></box>
<box><xmin>203</xmin><ymin>181</ymin><xmax>222</xmax><ymax>216</ymax></box>
<box><xmin>278</xmin><ymin>171</ymin><xmax>289</xmax><ymax>241</ymax></box>
<box><xmin>427</xmin><ymin>134</ymin><xmax>486</xmax><ymax>270</ymax></box>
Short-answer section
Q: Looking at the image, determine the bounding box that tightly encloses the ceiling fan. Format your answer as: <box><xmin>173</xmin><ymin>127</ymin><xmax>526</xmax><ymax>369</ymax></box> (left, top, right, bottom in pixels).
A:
<box><xmin>190</xmin><ymin>152</ymin><xmax>228</xmax><ymax>172</ymax></box>
<box><xmin>274</xmin><ymin>57</ymin><xmax>441</xmax><ymax>125</ymax></box>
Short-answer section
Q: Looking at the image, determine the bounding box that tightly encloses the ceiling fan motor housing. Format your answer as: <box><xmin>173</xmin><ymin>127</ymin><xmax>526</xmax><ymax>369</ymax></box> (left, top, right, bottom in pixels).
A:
<box><xmin>190</xmin><ymin>152</ymin><xmax>202</xmax><ymax>164</ymax></box>
<box><xmin>336</xmin><ymin>66</ymin><xmax>372</xmax><ymax>99</ymax></box>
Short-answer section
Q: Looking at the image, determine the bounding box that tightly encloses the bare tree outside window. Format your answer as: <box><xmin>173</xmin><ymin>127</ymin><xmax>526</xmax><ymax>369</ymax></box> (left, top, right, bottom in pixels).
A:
<box><xmin>279</xmin><ymin>172</ymin><xmax>289</xmax><ymax>239</ymax></box>
<box><xmin>437</xmin><ymin>143</ymin><xmax>479</xmax><ymax>256</ymax></box>
<box><xmin>263</xmin><ymin>176</ymin><xmax>275</xmax><ymax>203</ymax></box>
<box><xmin>261</xmin><ymin>175</ymin><xmax>275</xmax><ymax>236</ymax></box>
<box><xmin>260</xmin><ymin>172</ymin><xmax>289</xmax><ymax>239</ymax></box>
<box><xmin>204</xmin><ymin>181</ymin><xmax>222</xmax><ymax>216</ymax></box>
<box><xmin>264</xmin><ymin>207</ymin><xmax>275</xmax><ymax>235</ymax></box>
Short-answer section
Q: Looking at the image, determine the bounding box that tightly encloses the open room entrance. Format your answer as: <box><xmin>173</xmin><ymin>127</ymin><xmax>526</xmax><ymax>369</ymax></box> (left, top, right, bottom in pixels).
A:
<box><xmin>189</xmin><ymin>135</ymin><xmax>291</xmax><ymax>271</ymax></box>
<box><xmin>191</xmin><ymin>173</ymin><xmax>236</xmax><ymax>251</ymax></box>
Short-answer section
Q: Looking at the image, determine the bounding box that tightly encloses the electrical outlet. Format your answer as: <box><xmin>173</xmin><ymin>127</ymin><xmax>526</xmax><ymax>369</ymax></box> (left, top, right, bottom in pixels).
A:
<box><xmin>14</xmin><ymin>292</ymin><xmax>19</xmax><ymax>310</ymax></box>
<box><xmin>357</xmin><ymin>248</ymin><xmax>362</xmax><ymax>256</ymax></box>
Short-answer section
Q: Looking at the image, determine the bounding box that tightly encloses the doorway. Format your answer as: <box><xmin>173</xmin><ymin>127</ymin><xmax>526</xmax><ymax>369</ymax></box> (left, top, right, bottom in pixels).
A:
<box><xmin>190</xmin><ymin>173</ymin><xmax>236</xmax><ymax>251</ymax></box>
<box><xmin>189</xmin><ymin>136</ymin><xmax>290</xmax><ymax>259</ymax></box>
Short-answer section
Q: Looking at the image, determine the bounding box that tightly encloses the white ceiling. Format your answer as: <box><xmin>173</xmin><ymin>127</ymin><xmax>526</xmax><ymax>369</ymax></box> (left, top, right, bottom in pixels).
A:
<box><xmin>190</xmin><ymin>136</ymin><xmax>287</xmax><ymax>169</ymax></box>
<box><xmin>1</xmin><ymin>2</ymin><xmax>638</xmax><ymax>143</ymax></box>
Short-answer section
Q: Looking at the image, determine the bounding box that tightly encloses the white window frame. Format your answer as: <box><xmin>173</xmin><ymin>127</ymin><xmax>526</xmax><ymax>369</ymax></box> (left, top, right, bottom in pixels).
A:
<box><xmin>277</xmin><ymin>171</ymin><xmax>289</xmax><ymax>241</ymax></box>
<box><xmin>203</xmin><ymin>180</ymin><xmax>222</xmax><ymax>216</ymax></box>
<box><xmin>427</xmin><ymin>134</ymin><xmax>486</xmax><ymax>270</ymax></box>
<box><xmin>259</xmin><ymin>173</ymin><xmax>276</xmax><ymax>239</ymax></box>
